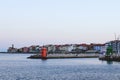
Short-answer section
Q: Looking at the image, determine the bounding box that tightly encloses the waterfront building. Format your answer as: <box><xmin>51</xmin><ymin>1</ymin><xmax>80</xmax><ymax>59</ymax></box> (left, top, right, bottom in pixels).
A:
<box><xmin>29</xmin><ymin>45</ymin><xmax>40</xmax><ymax>53</ymax></box>
<box><xmin>18</xmin><ymin>48</ymin><xmax>23</xmax><ymax>52</ymax></box>
<box><xmin>70</xmin><ymin>44</ymin><xmax>88</xmax><ymax>53</ymax></box>
<box><xmin>105</xmin><ymin>40</ymin><xmax>120</xmax><ymax>54</ymax></box>
<box><xmin>59</xmin><ymin>44</ymin><xmax>73</xmax><ymax>52</ymax></box>
<box><xmin>68</xmin><ymin>44</ymin><xmax>74</xmax><ymax>52</ymax></box>
<box><xmin>7</xmin><ymin>44</ymin><xmax>17</xmax><ymax>53</ymax></box>
<box><xmin>45</xmin><ymin>45</ymin><xmax>56</xmax><ymax>53</ymax></box>
<box><xmin>79</xmin><ymin>44</ymin><xmax>88</xmax><ymax>51</ymax></box>
<box><xmin>118</xmin><ymin>42</ymin><xmax>120</xmax><ymax>54</ymax></box>
<box><xmin>46</xmin><ymin>44</ymin><xmax>74</xmax><ymax>54</ymax></box>
<box><xmin>92</xmin><ymin>44</ymin><xmax>105</xmax><ymax>52</ymax></box>
<box><xmin>22</xmin><ymin>47</ymin><xmax>29</xmax><ymax>53</ymax></box>
<box><xmin>29</xmin><ymin>46</ymin><xmax>35</xmax><ymax>53</ymax></box>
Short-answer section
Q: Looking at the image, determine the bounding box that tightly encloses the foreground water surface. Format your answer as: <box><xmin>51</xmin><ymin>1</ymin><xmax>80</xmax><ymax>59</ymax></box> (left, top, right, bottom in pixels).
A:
<box><xmin>0</xmin><ymin>53</ymin><xmax>120</xmax><ymax>80</ymax></box>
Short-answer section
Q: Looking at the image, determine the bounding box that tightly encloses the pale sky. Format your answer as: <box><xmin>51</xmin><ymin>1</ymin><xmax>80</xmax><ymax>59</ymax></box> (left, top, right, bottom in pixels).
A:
<box><xmin>0</xmin><ymin>0</ymin><xmax>120</xmax><ymax>51</ymax></box>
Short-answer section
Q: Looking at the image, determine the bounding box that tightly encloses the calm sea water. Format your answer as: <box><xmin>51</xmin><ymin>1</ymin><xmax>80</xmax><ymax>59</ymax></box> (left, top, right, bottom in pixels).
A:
<box><xmin>0</xmin><ymin>53</ymin><xmax>120</xmax><ymax>80</ymax></box>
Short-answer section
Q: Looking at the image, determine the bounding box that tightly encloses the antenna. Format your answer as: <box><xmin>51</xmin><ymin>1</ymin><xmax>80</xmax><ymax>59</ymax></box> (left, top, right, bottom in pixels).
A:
<box><xmin>114</xmin><ymin>33</ymin><xmax>117</xmax><ymax>40</ymax></box>
<box><xmin>117</xmin><ymin>35</ymin><xmax>120</xmax><ymax>40</ymax></box>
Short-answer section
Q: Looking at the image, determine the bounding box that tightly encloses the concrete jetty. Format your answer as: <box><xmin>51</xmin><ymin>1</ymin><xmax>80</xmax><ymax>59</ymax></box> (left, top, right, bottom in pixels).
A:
<box><xmin>27</xmin><ymin>54</ymin><xmax>99</xmax><ymax>59</ymax></box>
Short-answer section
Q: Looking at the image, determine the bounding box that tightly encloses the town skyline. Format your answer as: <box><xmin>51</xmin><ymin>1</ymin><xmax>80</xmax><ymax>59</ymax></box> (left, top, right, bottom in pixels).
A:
<box><xmin>7</xmin><ymin>43</ymin><xmax>105</xmax><ymax>53</ymax></box>
<box><xmin>0</xmin><ymin>39</ymin><xmax>117</xmax><ymax>52</ymax></box>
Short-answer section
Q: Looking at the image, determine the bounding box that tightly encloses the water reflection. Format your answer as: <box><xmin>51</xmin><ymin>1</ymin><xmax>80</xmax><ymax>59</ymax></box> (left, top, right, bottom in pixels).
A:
<box><xmin>106</xmin><ymin>61</ymin><xmax>113</xmax><ymax>65</ymax></box>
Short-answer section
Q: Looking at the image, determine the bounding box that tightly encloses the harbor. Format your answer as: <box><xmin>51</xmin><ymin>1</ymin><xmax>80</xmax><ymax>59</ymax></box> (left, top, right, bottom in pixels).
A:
<box><xmin>27</xmin><ymin>40</ymin><xmax>120</xmax><ymax>62</ymax></box>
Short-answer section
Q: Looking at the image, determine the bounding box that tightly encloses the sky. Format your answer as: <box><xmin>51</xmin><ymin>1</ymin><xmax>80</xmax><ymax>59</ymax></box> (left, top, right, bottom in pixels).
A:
<box><xmin>0</xmin><ymin>0</ymin><xmax>120</xmax><ymax>51</ymax></box>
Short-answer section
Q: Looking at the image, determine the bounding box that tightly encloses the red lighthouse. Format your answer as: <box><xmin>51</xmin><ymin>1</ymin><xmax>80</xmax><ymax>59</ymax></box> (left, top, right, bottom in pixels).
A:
<box><xmin>41</xmin><ymin>47</ymin><xmax>47</xmax><ymax>59</ymax></box>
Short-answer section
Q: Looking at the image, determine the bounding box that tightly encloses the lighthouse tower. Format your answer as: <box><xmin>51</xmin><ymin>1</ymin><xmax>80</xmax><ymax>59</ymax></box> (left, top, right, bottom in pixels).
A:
<box><xmin>41</xmin><ymin>47</ymin><xmax>47</xmax><ymax>59</ymax></box>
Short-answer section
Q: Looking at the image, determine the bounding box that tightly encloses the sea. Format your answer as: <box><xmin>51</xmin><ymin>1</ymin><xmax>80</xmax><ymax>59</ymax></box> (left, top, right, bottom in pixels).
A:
<box><xmin>0</xmin><ymin>53</ymin><xmax>120</xmax><ymax>80</ymax></box>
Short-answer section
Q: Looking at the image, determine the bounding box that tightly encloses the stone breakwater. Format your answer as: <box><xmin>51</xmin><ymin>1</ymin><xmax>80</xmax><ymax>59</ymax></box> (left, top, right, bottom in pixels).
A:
<box><xmin>99</xmin><ymin>54</ymin><xmax>120</xmax><ymax>61</ymax></box>
<box><xmin>27</xmin><ymin>54</ymin><xmax>99</xmax><ymax>59</ymax></box>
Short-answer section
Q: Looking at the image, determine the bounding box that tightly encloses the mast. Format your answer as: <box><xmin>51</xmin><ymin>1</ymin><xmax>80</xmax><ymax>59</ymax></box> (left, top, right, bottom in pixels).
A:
<box><xmin>114</xmin><ymin>33</ymin><xmax>120</xmax><ymax>54</ymax></box>
<box><xmin>114</xmin><ymin>33</ymin><xmax>118</xmax><ymax>53</ymax></box>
